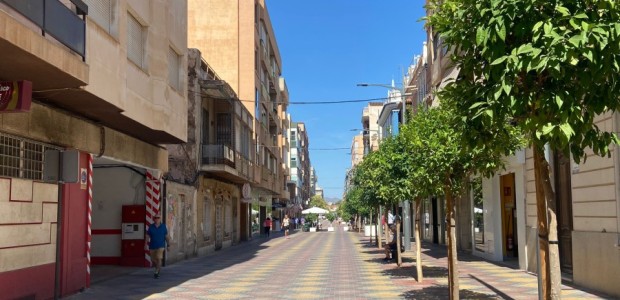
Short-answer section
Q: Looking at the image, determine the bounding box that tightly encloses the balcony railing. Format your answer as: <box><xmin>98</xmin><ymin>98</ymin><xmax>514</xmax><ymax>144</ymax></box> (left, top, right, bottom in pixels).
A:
<box><xmin>2</xmin><ymin>0</ymin><xmax>87</xmax><ymax>59</ymax></box>
<box><xmin>235</xmin><ymin>153</ymin><xmax>253</xmax><ymax>181</ymax></box>
<box><xmin>202</xmin><ymin>144</ymin><xmax>235</xmax><ymax>167</ymax></box>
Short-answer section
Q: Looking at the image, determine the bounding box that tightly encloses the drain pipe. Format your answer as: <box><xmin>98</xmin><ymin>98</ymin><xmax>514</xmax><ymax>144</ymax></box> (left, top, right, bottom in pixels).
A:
<box><xmin>53</xmin><ymin>153</ymin><xmax>64</xmax><ymax>300</ymax></box>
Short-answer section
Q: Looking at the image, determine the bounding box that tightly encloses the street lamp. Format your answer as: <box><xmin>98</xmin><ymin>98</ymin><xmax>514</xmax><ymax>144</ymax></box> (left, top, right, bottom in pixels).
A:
<box><xmin>356</xmin><ymin>82</ymin><xmax>415</xmax><ymax>251</ymax></box>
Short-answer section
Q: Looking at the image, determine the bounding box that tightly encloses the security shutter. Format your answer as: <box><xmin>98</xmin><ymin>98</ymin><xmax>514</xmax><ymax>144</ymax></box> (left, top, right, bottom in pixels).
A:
<box><xmin>127</xmin><ymin>14</ymin><xmax>144</xmax><ymax>68</ymax></box>
<box><xmin>84</xmin><ymin>0</ymin><xmax>111</xmax><ymax>33</ymax></box>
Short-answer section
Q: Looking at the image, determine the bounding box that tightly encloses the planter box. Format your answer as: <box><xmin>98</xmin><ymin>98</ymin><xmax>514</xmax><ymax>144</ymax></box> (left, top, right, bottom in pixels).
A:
<box><xmin>343</xmin><ymin>226</ymin><xmax>349</xmax><ymax>231</ymax></box>
<box><xmin>309</xmin><ymin>227</ymin><xmax>317</xmax><ymax>232</ymax></box>
<box><xmin>364</xmin><ymin>225</ymin><xmax>376</xmax><ymax>237</ymax></box>
<box><xmin>327</xmin><ymin>227</ymin><xmax>335</xmax><ymax>232</ymax></box>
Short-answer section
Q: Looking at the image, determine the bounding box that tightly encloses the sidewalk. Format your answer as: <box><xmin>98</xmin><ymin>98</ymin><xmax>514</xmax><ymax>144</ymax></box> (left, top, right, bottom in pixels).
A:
<box><xmin>357</xmin><ymin>233</ymin><xmax>611</xmax><ymax>299</ymax></box>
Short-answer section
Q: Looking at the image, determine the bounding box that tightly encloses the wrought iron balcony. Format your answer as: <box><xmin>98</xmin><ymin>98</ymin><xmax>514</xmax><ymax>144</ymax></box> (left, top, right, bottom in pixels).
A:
<box><xmin>202</xmin><ymin>144</ymin><xmax>235</xmax><ymax>167</ymax></box>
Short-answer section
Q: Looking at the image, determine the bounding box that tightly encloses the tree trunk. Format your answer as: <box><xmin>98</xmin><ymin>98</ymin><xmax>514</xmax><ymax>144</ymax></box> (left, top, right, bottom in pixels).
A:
<box><xmin>369</xmin><ymin>209</ymin><xmax>373</xmax><ymax>244</ymax></box>
<box><xmin>414</xmin><ymin>197</ymin><xmax>424</xmax><ymax>282</ymax></box>
<box><xmin>375</xmin><ymin>209</ymin><xmax>380</xmax><ymax>247</ymax></box>
<box><xmin>446</xmin><ymin>185</ymin><xmax>459</xmax><ymax>300</ymax></box>
<box><xmin>533</xmin><ymin>145</ymin><xmax>561</xmax><ymax>299</ymax></box>
<box><xmin>396</xmin><ymin>219</ymin><xmax>402</xmax><ymax>266</ymax></box>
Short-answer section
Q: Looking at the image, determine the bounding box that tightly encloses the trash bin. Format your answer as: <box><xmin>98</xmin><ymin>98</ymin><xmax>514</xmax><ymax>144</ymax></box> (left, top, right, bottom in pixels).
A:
<box><xmin>303</xmin><ymin>223</ymin><xmax>311</xmax><ymax>232</ymax></box>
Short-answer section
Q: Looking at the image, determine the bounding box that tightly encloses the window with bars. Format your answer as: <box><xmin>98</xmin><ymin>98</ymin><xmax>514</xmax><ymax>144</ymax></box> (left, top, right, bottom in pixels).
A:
<box><xmin>0</xmin><ymin>133</ymin><xmax>58</xmax><ymax>180</ymax></box>
<box><xmin>168</xmin><ymin>47</ymin><xmax>180</xmax><ymax>90</ymax></box>
<box><xmin>127</xmin><ymin>13</ymin><xmax>145</xmax><ymax>69</ymax></box>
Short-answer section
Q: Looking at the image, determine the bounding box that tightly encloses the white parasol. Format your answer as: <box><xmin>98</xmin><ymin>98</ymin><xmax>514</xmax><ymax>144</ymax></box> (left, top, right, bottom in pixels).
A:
<box><xmin>301</xmin><ymin>206</ymin><xmax>329</xmax><ymax>214</ymax></box>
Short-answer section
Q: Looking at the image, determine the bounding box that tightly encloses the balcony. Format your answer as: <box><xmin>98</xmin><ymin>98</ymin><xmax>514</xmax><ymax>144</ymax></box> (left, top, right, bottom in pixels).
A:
<box><xmin>201</xmin><ymin>144</ymin><xmax>253</xmax><ymax>184</ymax></box>
<box><xmin>0</xmin><ymin>0</ymin><xmax>88</xmax><ymax>91</ymax></box>
<box><xmin>202</xmin><ymin>144</ymin><xmax>235</xmax><ymax>167</ymax></box>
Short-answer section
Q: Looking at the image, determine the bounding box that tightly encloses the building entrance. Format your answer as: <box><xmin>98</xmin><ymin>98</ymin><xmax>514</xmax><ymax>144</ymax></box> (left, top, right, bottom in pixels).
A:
<box><xmin>500</xmin><ymin>173</ymin><xmax>518</xmax><ymax>258</ymax></box>
<box><xmin>554</xmin><ymin>152</ymin><xmax>574</xmax><ymax>274</ymax></box>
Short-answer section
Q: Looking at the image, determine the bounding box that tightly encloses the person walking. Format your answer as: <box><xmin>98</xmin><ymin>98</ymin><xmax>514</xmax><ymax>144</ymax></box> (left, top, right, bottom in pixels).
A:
<box><xmin>146</xmin><ymin>215</ymin><xmax>171</xmax><ymax>279</ymax></box>
<box><xmin>264</xmin><ymin>217</ymin><xmax>272</xmax><ymax>237</ymax></box>
<box><xmin>283</xmin><ymin>215</ymin><xmax>291</xmax><ymax>239</ymax></box>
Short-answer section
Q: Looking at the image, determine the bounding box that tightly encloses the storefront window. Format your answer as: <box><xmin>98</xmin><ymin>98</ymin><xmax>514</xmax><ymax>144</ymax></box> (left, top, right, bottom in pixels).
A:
<box><xmin>472</xmin><ymin>178</ymin><xmax>485</xmax><ymax>252</ymax></box>
<box><xmin>423</xmin><ymin>199</ymin><xmax>431</xmax><ymax>240</ymax></box>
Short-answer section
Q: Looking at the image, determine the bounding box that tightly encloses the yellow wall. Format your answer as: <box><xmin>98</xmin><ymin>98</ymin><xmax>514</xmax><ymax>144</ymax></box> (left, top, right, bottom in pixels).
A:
<box><xmin>0</xmin><ymin>178</ymin><xmax>58</xmax><ymax>273</ymax></box>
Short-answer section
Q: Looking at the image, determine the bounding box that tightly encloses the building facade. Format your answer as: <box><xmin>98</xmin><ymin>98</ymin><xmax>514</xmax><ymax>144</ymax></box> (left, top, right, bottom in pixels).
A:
<box><xmin>188</xmin><ymin>0</ymin><xmax>289</xmax><ymax>222</ymax></box>
<box><xmin>361</xmin><ymin>102</ymin><xmax>383</xmax><ymax>156</ymax></box>
<box><xmin>166</xmin><ymin>49</ymin><xmax>255</xmax><ymax>261</ymax></box>
<box><xmin>0</xmin><ymin>0</ymin><xmax>188</xmax><ymax>298</ymax></box>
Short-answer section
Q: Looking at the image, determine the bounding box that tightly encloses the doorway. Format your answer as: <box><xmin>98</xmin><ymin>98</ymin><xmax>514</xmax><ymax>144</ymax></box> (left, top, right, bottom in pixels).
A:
<box><xmin>554</xmin><ymin>151</ymin><xmax>573</xmax><ymax>274</ymax></box>
<box><xmin>431</xmin><ymin>197</ymin><xmax>439</xmax><ymax>244</ymax></box>
<box><xmin>215</xmin><ymin>197</ymin><xmax>223</xmax><ymax>250</ymax></box>
<box><xmin>500</xmin><ymin>173</ymin><xmax>518</xmax><ymax>258</ymax></box>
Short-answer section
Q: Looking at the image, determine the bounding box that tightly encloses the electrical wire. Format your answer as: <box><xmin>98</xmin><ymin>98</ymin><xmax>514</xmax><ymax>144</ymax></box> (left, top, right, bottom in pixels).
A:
<box><xmin>187</xmin><ymin>88</ymin><xmax>402</xmax><ymax>105</ymax></box>
<box><xmin>309</xmin><ymin>148</ymin><xmax>350</xmax><ymax>150</ymax></box>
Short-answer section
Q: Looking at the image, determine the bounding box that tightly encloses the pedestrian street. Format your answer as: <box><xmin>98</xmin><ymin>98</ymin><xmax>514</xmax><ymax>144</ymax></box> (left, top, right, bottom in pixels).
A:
<box><xmin>69</xmin><ymin>225</ymin><xmax>609</xmax><ymax>300</ymax></box>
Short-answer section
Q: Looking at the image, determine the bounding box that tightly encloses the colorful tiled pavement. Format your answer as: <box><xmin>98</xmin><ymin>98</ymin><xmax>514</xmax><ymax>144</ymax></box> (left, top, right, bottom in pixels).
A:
<box><xmin>68</xmin><ymin>226</ymin><xmax>613</xmax><ymax>299</ymax></box>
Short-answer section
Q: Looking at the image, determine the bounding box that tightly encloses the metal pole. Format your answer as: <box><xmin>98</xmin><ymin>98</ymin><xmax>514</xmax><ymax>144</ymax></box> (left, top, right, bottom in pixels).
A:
<box><xmin>400</xmin><ymin>85</ymin><xmax>412</xmax><ymax>251</ymax></box>
<box><xmin>537</xmin><ymin>228</ymin><xmax>542</xmax><ymax>300</ymax></box>
<box><xmin>54</xmin><ymin>151</ymin><xmax>64</xmax><ymax>300</ymax></box>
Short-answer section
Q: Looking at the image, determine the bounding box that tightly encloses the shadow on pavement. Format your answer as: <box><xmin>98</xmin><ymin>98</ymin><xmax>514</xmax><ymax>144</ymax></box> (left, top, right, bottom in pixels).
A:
<box><xmin>400</xmin><ymin>286</ymin><xmax>501</xmax><ymax>300</ymax></box>
<box><xmin>69</xmin><ymin>232</ymin><xmax>287</xmax><ymax>299</ymax></box>
<box><xmin>380</xmin><ymin>265</ymin><xmax>448</xmax><ymax>281</ymax></box>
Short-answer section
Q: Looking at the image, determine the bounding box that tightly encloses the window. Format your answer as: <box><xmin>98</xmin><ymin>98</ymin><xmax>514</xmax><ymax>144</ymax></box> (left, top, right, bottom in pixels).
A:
<box><xmin>127</xmin><ymin>13</ymin><xmax>145</xmax><ymax>68</ymax></box>
<box><xmin>84</xmin><ymin>0</ymin><xmax>115</xmax><ymax>35</ymax></box>
<box><xmin>290</xmin><ymin>157</ymin><xmax>297</xmax><ymax>168</ymax></box>
<box><xmin>168</xmin><ymin>47</ymin><xmax>180</xmax><ymax>90</ymax></box>
<box><xmin>225</xmin><ymin>201</ymin><xmax>232</xmax><ymax>236</ymax></box>
<box><xmin>0</xmin><ymin>133</ymin><xmax>59</xmax><ymax>180</ymax></box>
<box><xmin>201</xmin><ymin>108</ymin><xmax>209</xmax><ymax>144</ymax></box>
<box><xmin>471</xmin><ymin>178</ymin><xmax>485</xmax><ymax>252</ymax></box>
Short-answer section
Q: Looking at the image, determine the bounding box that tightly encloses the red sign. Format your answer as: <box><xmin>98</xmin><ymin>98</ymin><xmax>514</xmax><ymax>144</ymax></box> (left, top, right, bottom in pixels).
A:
<box><xmin>0</xmin><ymin>80</ymin><xmax>32</xmax><ymax>113</ymax></box>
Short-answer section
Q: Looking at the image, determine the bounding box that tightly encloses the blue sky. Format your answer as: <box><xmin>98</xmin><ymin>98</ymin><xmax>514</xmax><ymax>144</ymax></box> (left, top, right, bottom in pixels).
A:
<box><xmin>268</xmin><ymin>1</ymin><xmax>427</xmax><ymax>199</ymax></box>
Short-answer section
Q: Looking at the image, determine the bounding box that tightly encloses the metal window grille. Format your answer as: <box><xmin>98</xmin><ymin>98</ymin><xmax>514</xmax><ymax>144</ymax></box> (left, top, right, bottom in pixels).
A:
<box><xmin>127</xmin><ymin>13</ymin><xmax>145</xmax><ymax>68</ymax></box>
<box><xmin>0</xmin><ymin>133</ymin><xmax>59</xmax><ymax>180</ymax></box>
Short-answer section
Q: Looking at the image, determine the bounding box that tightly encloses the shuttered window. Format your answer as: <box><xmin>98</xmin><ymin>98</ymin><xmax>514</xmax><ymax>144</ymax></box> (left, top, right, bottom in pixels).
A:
<box><xmin>168</xmin><ymin>47</ymin><xmax>180</xmax><ymax>90</ymax></box>
<box><xmin>127</xmin><ymin>14</ymin><xmax>145</xmax><ymax>68</ymax></box>
<box><xmin>84</xmin><ymin>0</ymin><xmax>112</xmax><ymax>34</ymax></box>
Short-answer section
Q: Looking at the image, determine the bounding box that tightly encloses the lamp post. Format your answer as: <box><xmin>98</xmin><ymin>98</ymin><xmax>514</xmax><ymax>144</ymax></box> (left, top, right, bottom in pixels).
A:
<box><xmin>357</xmin><ymin>82</ymin><xmax>414</xmax><ymax>251</ymax></box>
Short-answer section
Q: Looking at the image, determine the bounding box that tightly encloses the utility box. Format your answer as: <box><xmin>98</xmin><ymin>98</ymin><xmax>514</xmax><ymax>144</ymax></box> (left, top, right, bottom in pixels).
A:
<box><xmin>120</xmin><ymin>205</ymin><xmax>148</xmax><ymax>267</ymax></box>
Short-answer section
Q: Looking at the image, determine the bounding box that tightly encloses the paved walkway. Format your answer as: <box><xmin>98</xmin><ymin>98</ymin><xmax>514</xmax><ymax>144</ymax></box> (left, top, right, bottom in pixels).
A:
<box><xmin>68</xmin><ymin>225</ymin><xmax>612</xmax><ymax>299</ymax></box>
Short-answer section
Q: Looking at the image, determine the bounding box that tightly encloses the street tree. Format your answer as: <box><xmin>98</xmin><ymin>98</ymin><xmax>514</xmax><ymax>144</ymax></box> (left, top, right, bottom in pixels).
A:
<box><xmin>309</xmin><ymin>195</ymin><xmax>329</xmax><ymax>209</ymax></box>
<box><xmin>342</xmin><ymin>188</ymin><xmax>364</xmax><ymax>231</ymax></box>
<box><xmin>352</xmin><ymin>151</ymin><xmax>391</xmax><ymax>245</ymax></box>
<box><xmin>428</xmin><ymin>1</ymin><xmax>620</xmax><ymax>298</ymax></box>
<box><xmin>403</xmin><ymin>105</ymin><xmax>521</xmax><ymax>299</ymax></box>
<box><xmin>368</xmin><ymin>136</ymin><xmax>415</xmax><ymax>266</ymax></box>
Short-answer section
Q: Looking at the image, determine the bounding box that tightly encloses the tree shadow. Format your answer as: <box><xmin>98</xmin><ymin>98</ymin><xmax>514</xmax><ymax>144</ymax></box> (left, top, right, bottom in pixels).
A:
<box><xmin>381</xmin><ymin>265</ymin><xmax>448</xmax><ymax>280</ymax></box>
<box><xmin>400</xmin><ymin>286</ymin><xmax>500</xmax><ymax>299</ymax></box>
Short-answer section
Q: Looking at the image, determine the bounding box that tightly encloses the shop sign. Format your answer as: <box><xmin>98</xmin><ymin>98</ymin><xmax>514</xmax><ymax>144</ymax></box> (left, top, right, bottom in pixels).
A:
<box><xmin>0</xmin><ymin>80</ymin><xmax>32</xmax><ymax>113</ymax></box>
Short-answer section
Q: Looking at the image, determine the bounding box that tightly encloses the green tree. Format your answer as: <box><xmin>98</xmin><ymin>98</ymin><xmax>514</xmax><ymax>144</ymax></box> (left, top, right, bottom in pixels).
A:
<box><xmin>428</xmin><ymin>1</ymin><xmax>620</xmax><ymax>298</ymax></box>
<box><xmin>309</xmin><ymin>195</ymin><xmax>329</xmax><ymax>209</ymax></box>
<box><xmin>352</xmin><ymin>151</ymin><xmax>390</xmax><ymax>244</ymax></box>
<box><xmin>405</xmin><ymin>105</ymin><xmax>521</xmax><ymax>299</ymax></box>
<box><xmin>326</xmin><ymin>212</ymin><xmax>338</xmax><ymax>222</ymax></box>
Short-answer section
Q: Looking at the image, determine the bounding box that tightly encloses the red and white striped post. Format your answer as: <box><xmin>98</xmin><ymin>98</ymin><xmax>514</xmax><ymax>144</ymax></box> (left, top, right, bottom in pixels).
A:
<box><xmin>145</xmin><ymin>170</ymin><xmax>161</xmax><ymax>267</ymax></box>
<box><xmin>86</xmin><ymin>154</ymin><xmax>93</xmax><ymax>287</ymax></box>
